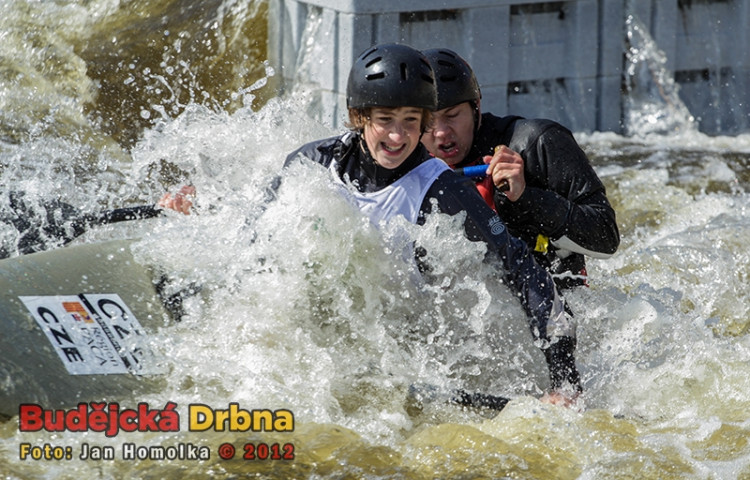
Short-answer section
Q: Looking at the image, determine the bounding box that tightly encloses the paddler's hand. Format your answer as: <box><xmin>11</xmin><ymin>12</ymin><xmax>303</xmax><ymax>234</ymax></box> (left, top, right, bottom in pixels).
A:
<box><xmin>158</xmin><ymin>185</ymin><xmax>195</xmax><ymax>215</ymax></box>
<box><xmin>484</xmin><ymin>145</ymin><xmax>525</xmax><ymax>202</ymax></box>
<box><xmin>540</xmin><ymin>390</ymin><xmax>582</xmax><ymax>410</ymax></box>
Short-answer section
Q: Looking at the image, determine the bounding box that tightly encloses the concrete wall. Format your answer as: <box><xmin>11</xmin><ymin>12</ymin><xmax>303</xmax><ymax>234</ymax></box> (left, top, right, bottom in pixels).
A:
<box><xmin>268</xmin><ymin>0</ymin><xmax>750</xmax><ymax>135</ymax></box>
<box><xmin>628</xmin><ymin>0</ymin><xmax>750</xmax><ymax>134</ymax></box>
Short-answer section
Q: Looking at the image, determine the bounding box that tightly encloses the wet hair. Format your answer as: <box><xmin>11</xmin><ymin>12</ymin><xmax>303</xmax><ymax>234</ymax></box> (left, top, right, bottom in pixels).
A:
<box><xmin>346</xmin><ymin>107</ymin><xmax>434</xmax><ymax>134</ymax></box>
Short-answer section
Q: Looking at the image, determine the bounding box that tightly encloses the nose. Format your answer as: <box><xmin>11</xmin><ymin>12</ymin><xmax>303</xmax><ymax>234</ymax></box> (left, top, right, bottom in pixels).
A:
<box><xmin>389</xmin><ymin>121</ymin><xmax>408</xmax><ymax>140</ymax></box>
<box><xmin>429</xmin><ymin>117</ymin><xmax>449</xmax><ymax>138</ymax></box>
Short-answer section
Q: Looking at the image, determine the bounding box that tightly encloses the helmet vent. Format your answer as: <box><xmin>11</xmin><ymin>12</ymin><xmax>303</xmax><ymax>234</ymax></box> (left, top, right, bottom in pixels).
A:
<box><xmin>365</xmin><ymin>56</ymin><xmax>381</xmax><ymax>68</ymax></box>
<box><xmin>361</xmin><ymin>47</ymin><xmax>378</xmax><ymax>59</ymax></box>
<box><xmin>347</xmin><ymin>43</ymin><xmax>437</xmax><ymax>110</ymax></box>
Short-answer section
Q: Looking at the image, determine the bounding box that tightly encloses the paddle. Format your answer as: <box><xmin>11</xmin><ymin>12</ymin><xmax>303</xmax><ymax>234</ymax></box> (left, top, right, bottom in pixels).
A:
<box><xmin>73</xmin><ymin>204</ymin><xmax>163</xmax><ymax>231</ymax></box>
<box><xmin>451</xmin><ymin>388</ymin><xmax>511</xmax><ymax>411</ymax></box>
<box><xmin>454</xmin><ymin>165</ymin><xmax>510</xmax><ymax>192</ymax></box>
<box><xmin>454</xmin><ymin>164</ymin><xmax>490</xmax><ymax>178</ymax></box>
<box><xmin>409</xmin><ymin>383</ymin><xmax>510</xmax><ymax>411</ymax></box>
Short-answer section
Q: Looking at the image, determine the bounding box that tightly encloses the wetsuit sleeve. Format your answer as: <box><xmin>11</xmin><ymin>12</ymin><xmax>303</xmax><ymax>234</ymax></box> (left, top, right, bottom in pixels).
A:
<box><xmin>284</xmin><ymin>136</ymin><xmax>340</xmax><ymax>169</ymax></box>
<box><xmin>423</xmin><ymin>171</ymin><xmax>581</xmax><ymax>391</ymax></box>
<box><xmin>284</xmin><ymin>143</ymin><xmax>319</xmax><ymax>168</ymax></box>
<box><xmin>272</xmin><ymin>138</ymin><xmax>331</xmax><ymax>203</ymax></box>
<box><xmin>496</xmin><ymin>124</ymin><xmax>619</xmax><ymax>258</ymax></box>
<box><xmin>0</xmin><ymin>193</ymin><xmax>89</xmax><ymax>257</ymax></box>
<box><xmin>1</xmin><ymin>193</ymin><xmax>164</xmax><ymax>258</ymax></box>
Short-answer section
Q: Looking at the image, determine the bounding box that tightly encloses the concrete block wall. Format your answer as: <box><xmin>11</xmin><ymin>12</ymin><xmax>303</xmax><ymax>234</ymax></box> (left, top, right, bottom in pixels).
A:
<box><xmin>500</xmin><ymin>0</ymin><xmax>624</xmax><ymax>132</ymax></box>
<box><xmin>268</xmin><ymin>0</ymin><xmax>749</xmax><ymax>135</ymax></box>
<box><xmin>629</xmin><ymin>0</ymin><xmax>750</xmax><ymax>134</ymax></box>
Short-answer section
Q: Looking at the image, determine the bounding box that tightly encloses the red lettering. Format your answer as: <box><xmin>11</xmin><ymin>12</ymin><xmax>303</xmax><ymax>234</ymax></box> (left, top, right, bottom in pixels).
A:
<box><xmin>64</xmin><ymin>404</ymin><xmax>88</xmax><ymax>432</ymax></box>
<box><xmin>136</xmin><ymin>403</ymin><xmax>159</xmax><ymax>431</ymax></box>
<box><xmin>119</xmin><ymin>410</ymin><xmax>137</xmax><ymax>432</ymax></box>
<box><xmin>106</xmin><ymin>403</ymin><xmax>120</xmax><ymax>437</ymax></box>
<box><xmin>18</xmin><ymin>404</ymin><xmax>43</xmax><ymax>431</ymax></box>
<box><xmin>44</xmin><ymin>409</ymin><xmax>65</xmax><ymax>431</ymax></box>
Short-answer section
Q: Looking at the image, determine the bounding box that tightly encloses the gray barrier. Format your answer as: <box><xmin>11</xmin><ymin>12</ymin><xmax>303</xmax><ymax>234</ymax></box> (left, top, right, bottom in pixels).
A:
<box><xmin>268</xmin><ymin>0</ymin><xmax>750</xmax><ymax>135</ymax></box>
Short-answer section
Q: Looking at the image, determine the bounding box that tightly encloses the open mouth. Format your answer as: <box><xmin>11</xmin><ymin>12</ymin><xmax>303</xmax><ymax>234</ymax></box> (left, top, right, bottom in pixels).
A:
<box><xmin>438</xmin><ymin>142</ymin><xmax>459</xmax><ymax>157</ymax></box>
<box><xmin>382</xmin><ymin>143</ymin><xmax>406</xmax><ymax>154</ymax></box>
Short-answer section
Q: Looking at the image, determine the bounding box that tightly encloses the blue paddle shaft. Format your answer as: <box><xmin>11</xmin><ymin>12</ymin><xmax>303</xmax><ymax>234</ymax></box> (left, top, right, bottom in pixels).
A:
<box><xmin>457</xmin><ymin>165</ymin><xmax>488</xmax><ymax>177</ymax></box>
<box><xmin>455</xmin><ymin>165</ymin><xmax>510</xmax><ymax>192</ymax></box>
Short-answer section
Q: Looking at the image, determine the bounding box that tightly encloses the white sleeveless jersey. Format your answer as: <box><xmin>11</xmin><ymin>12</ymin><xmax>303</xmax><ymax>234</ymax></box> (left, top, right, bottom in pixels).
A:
<box><xmin>330</xmin><ymin>158</ymin><xmax>450</xmax><ymax>226</ymax></box>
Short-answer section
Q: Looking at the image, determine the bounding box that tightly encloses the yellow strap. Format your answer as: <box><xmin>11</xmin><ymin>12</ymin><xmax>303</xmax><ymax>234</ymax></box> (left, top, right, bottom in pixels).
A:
<box><xmin>534</xmin><ymin>234</ymin><xmax>549</xmax><ymax>253</ymax></box>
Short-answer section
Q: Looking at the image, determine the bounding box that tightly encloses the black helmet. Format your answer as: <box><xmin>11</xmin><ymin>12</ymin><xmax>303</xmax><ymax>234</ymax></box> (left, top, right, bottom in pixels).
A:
<box><xmin>346</xmin><ymin>43</ymin><xmax>436</xmax><ymax>110</ymax></box>
<box><xmin>422</xmin><ymin>48</ymin><xmax>481</xmax><ymax>110</ymax></box>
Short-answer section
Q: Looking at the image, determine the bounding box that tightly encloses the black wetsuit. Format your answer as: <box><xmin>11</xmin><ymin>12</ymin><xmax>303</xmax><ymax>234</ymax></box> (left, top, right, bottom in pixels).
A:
<box><xmin>286</xmin><ymin>131</ymin><xmax>581</xmax><ymax>392</ymax></box>
<box><xmin>458</xmin><ymin>113</ymin><xmax>620</xmax><ymax>289</ymax></box>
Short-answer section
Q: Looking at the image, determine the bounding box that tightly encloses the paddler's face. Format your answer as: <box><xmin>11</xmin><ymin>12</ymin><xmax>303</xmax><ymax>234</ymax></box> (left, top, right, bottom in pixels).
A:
<box><xmin>364</xmin><ymin>107</ymin><xmax>424</xmax><ymax>169</ymax></box>
<box><xmin>421</xmin><ymin>102</ymin><xmax>475</xmax><ymax>166</ymax></box>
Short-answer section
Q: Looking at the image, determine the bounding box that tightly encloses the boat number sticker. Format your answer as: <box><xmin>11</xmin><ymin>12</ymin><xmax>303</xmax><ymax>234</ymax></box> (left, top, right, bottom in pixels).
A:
<box><xmin>20</xmin><ymin>294</ymin><xmax>162</xmax><ymax>376</ymax></box>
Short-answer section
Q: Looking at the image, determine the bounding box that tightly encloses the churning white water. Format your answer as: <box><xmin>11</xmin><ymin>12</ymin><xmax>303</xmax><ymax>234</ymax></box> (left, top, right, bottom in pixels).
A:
<box><xmin>1</xmin><ymin>0</ymin><xmax>750</xmax><ymax>478</ymax></box>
